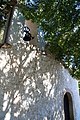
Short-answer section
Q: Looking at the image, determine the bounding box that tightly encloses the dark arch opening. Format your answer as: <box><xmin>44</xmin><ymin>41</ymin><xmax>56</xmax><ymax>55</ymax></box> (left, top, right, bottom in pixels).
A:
<box><xmin>64</xmin><ymin>92</ymin><xmax>74</xmax><ymax>120</ymax></box>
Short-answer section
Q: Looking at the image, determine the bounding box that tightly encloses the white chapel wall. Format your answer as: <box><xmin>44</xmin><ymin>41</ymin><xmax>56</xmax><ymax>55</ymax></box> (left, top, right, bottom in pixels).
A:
<box><xmin>0</xmin><ymin>7</ymin><xmax>80</xmax><ymax>120</ymax></box>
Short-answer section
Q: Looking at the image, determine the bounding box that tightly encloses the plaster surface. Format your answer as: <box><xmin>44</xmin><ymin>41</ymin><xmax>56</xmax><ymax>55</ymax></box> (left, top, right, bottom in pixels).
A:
<box><xmin>0</xmin><ymin>7</ymin><xmax>80</xmax><ymax>120</ymax></box>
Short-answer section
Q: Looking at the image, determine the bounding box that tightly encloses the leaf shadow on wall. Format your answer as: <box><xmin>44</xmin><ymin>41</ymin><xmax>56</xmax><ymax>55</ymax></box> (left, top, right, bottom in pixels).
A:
<box><xmin>0</xmin><ymin>43</ymin><xmax>64</xmax><ymax>120</ymax></box>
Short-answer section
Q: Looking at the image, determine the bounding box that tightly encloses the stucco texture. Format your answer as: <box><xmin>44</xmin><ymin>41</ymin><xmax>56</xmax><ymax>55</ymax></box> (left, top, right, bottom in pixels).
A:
<box><xmin>0</xmin><ymin>43</ymin><xmax>80</xmax><ymax>120</ymax></box>
<box><xmin>0</xmin><ymin>7</ymin><xmax>80</xmax><ymax>120</ymax></box>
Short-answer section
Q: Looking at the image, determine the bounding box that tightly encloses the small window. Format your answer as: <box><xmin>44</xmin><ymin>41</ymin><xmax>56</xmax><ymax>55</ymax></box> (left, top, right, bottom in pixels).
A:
<box><xmin>78</xmin><ymin>81</ymin><xmax>80</xmax><ymax>95</ymax></box>
<box><xmin>64</xmin><ymin>92</ymin><xmax>74</xmax><ymax>120</ymax></box>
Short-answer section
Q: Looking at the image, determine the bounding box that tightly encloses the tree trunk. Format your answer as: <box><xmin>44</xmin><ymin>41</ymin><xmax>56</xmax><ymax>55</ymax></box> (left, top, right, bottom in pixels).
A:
<box><xmin>3</xmin><ymin>7</ymin><xmax>14</xmax><ymax>43</ymax></box>
<box><xmin>3</xmin><ymin>0</ymin><xmax>17</xmax><ymax>44</ymax></box>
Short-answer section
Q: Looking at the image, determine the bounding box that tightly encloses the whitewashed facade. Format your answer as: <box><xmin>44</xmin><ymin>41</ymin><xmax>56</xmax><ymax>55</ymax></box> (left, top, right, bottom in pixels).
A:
<box><xmin>0</xmin><ymin>8</ymin><xmax>80</xmax><ymax>120</ymax></box>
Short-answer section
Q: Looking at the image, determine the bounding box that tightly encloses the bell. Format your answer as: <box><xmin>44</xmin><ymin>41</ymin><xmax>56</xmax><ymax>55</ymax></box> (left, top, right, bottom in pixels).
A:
<box><xmin>23</xmin><ymin>31</ymin><xmax>34</xmax><ymax>41</ymax></box>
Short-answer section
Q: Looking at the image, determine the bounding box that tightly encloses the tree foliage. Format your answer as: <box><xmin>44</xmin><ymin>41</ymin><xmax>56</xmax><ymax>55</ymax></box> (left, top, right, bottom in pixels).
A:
<box><xmin>0</xmin><ymin>0</ymin><xmax>80</xmax><ymax>79</ymax></box>
<box><xmin>0</xmin><ymin>0</ymin><xmax>17</xmax><ymax>29</ymax></box>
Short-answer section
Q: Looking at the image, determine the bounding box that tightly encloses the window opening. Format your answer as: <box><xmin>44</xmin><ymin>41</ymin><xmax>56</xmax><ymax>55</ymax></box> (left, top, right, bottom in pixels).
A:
<box><xmin>64</xmin><ymin>92</ymin><xmax>74</xmax><ymax>120</ymax></box>
<box><xmin>78</xmin><ymin>81</ymin><xmax>80</xmax><ymax>95</ymax></box>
